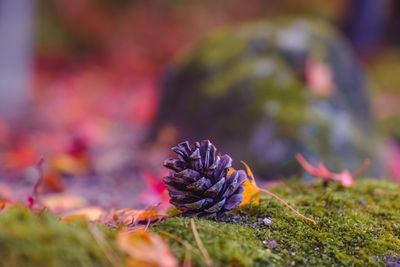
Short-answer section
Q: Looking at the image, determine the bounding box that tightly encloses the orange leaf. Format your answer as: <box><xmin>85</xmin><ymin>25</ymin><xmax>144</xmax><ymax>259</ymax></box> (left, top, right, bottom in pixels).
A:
<box><xmin>137</xmin><ymin>205</ymin><xmax>163</xmax><ymax>220</ymax></box>
<box><xmin>116</xmin><ymin>230</ymin><xmax>178</xmax><ymax>267</ymax></box>
<box><xmin>42</xmin><ymin>172</ymin><xmax>64</xmax><ymax>193</ymax></box>
<box><xmin>229</xmin><ymin>166</ymin><xmax>260</xmax><ymax>206</ymax></box>
<box><xmin>239</xmin><ymin>161</ymin><xmax>260</xmax><ymax>206</ymax></box>
<box><xmin>240</xmin><ymin>178</ymin><xmax>261</xmax><ymax>206</ymax></box>
<box><xmin>110</xmin><ymin>205</ymin><xmax>165</xmax><ymax>227</ymax></box>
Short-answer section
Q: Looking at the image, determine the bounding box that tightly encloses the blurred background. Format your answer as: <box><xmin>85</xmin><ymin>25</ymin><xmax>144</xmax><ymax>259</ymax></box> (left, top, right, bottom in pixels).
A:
<box><xmin>0</xmin><ymin>0</ymin><xmax>400</xmax><ymax>210</ymax></box>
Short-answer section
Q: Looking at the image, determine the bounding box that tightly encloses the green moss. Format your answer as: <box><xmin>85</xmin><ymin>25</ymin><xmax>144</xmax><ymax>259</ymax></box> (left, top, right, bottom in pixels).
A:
<box><xmin>153</xmin><ymin>179</ymin><xmax>400</xmax><ymax>266</ymax></box>
<box><xmin>153</xmin><ymin>217</ymin><xmax>279</xmax><ymax>266</ymax></box>
<box><xmin>2</xmin><ymin>180</ymin><xmax>398</xmax><ymax>266</ymax></box>
<box><xmin>0</xmin><ymin>206</ymin><xmax>122</xmax><ymax>267</ymax></box>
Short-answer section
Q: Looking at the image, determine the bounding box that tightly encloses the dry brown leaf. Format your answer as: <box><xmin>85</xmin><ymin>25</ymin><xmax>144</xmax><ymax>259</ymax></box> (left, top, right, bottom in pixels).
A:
<box><xmin>116</xmin><ymin>230</ymin><xmax>178</xmax><ymax>267</ymax></box>
<box><xmin>106</xmin><ymin>205</ymin><xmax>165</xmax><ymax>228</ymax></box>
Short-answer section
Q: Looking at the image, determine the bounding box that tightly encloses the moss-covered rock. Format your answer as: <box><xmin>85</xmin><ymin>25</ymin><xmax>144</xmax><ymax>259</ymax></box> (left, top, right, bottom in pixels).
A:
<box><xmin>152</xmin><ymin>18</ymin><xmax>382</xmax><ymax>179</ymax></box>
<box><xmin>153</xmin><ymin>179</ymin><xmax>400</xmax><ymax>266</ymax></box>
<box><xmin>0</xmin><ymin>206</ymin><xmax>121</xmax><ymax>267</ymax></box>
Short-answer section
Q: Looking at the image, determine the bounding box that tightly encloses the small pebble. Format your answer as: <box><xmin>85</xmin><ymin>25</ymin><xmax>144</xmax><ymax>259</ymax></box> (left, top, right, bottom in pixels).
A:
<box><xmin>231</xmin><ymin>216</ymin><xmax>240</xmax><ymax>222</ymax></box>
<box><xmin>263</xmin><ymin>218</ymin><xmax>271</xmax><ymax>226</ymax></box>
<box><xmin>266</xmin><ymin>240</ymin><xmax>277</xmax><ymax>249</ymax></box>
<box><xmin>359</xmin><ymin>200</ymin><xmax>365</xmax><ymax>206</ymax></box>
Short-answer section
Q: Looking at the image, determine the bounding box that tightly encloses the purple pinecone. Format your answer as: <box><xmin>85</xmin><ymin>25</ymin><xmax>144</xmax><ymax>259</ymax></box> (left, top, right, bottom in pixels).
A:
<box><xmin>163</xmin><ymin>140</ymin><xmax>246</xmax><ymax>218</ymax></box>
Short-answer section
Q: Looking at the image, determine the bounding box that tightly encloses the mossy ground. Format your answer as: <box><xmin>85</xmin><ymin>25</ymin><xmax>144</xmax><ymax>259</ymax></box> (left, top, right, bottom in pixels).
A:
<box><xmin>0</xmin><ymin>206</ymin><xmax>122</xmax><ymax>267</ymax></box>
<box><xmin>0</xmin><ymin>179</ymin><xmax>399</xmax><ymax>266</ymax></box>
<box><xmin>153</xmin><ymin>179</ymin><xmax>400</xmax><ymax>266</ymax></box>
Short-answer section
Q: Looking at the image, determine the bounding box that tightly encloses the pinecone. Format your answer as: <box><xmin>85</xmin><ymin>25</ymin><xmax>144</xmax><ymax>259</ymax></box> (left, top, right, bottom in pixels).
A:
<box><xmin>163</xmin><ymin>140</ymin><xmax>247</xmax><ymax>218</ymax></box>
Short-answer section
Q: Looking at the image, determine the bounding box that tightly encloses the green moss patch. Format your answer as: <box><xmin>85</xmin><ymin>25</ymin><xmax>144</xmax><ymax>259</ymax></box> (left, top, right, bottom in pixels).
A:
<box><xmin>0</xmin><ymin>206</ymin><xmax>121</xmax><ymax>267</ymax></box>
<box><xmin>154</xmin><ymin>179</ymin><xmax>400</xmax><ymax>266</ymax></box>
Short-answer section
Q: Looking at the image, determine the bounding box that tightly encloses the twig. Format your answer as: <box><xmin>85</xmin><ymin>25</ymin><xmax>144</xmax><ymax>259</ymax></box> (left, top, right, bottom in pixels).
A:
<box><xmin>259</xmin><ymin>188</ymin><xmax>316</xmax><ymax>224</ymax></box>
<box><xmin>33</xmin><ymin>157</ymin><xmax>45</xmax><ymax>196</ymax></box>
<box><xmin>241</xmin><ymin>160</ymin><xmax>316</xmax><ymax>225</ymax></box>
<box><xmin>190</xmin><ymin>219</ymin><xmax>213</xmax><ymax>267</ymax></box>
<box><xmin>144</xmin><ymin>218</ymin><xmax>151</xmax><ymax>231</ymax></box>
<box><xmin>183</xmin><ymin>248</ymin><xmax>192</xmax><ymax>267</ymax></box>
<box><xmin>352</xmin><ymin>159</ymin><xmax>371</xmax><ymax>177</ymax></box>
<box><xmin>159</xmin><ymin>230</ymin><xmax>199</xmax><ymax>254</ymax></box>
<box><xmin>89</xmin><ymin>224</ymin><xmax>123</xmax><ymax>267</ymax></box>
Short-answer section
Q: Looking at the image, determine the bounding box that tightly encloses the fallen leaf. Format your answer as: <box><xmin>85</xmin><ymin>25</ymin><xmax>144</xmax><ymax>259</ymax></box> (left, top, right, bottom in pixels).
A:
<box><xmin>137</xmin><ymin>205</ymin><xmax>164</xmax><ymax>221</ymax></box>
<box><xmin>112</xmin><ymin>209</ymin><xmax>140</xmax><ymax>225</ymax></box>
<box><xmin>42</xmin><ymin>171</ymin><xmax>64</xmax><ymax>193</ymax></box>
<box><xmin>116</xmin><ymin>230</ymin><xmax>178</xmax><ymax>267</ymax></box>
<box><xmin>240</xmin><ymin>178</ymin><xmax>261</xmax><ymax>206</ymax></box>
<box><xmin>51</xmin><ymin>154</ymin><xmax>88</xmax><ymax>175</ymax></box>
<box><xmin>40</xmin><ymin>194</ymin><xmax>88</xmax><ymax>212</ymax></box>
<box><xmin>295</xmin><ymin>153</ymin><xmax>370</xmax><ymax>187</ymax></box>
<box><xmin>62</xmin><ymin>207</ymin><xmax>104</xmax><ymax>222</ymax></box>
<box><xmin>107</xmin><ymin>205</ymin><xmax>165</xmax><ymax>227</ymax></box>
<box><xmin>229</xmin><ymin>167</ymin><xmax>260</xmax><ymax>206</ymax></box>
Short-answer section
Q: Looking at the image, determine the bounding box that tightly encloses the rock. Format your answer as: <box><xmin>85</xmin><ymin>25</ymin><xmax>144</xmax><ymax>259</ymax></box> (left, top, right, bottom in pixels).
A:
<box><xmin>152</xmin><ymin>18</ymin><xmax>382</xmax><ymax>179</ymax></box>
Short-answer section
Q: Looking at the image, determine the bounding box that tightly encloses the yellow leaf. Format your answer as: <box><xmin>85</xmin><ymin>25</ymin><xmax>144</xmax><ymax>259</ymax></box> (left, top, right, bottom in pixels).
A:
<box><xmin>240</xmin><ymin>178</ymin><xmax>261</xmax><ymax>206</ymax></box>
<box><xmin>241</xmin><ymin>160</ymin><xmax>255</xmax><ymax>183</ymax></box>
<box><xmin>239</xmin><ymin>161</ymin><xmax>261</xmax><ymax>206</ymax></box>
<box><xmin>116</xmin><ymin>230</ymin><xmax>178</xmax><ymax>267</ymax></box>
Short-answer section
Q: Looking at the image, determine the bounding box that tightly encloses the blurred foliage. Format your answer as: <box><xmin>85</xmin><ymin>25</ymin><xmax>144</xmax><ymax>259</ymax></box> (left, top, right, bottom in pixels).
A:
<box><xmin>367</xmin><ymin>50</ymin><xmax>400</xmax><ymax>138</ymax></box>
<box><xmin>35</xmin><ymin>0</ymin><xmax>344</xmax><ymax>60</ymax></box>
<box><xmin>152</xmin><ymin>17</ymin><xmax>379</xmax><ymax>179</ymax></box>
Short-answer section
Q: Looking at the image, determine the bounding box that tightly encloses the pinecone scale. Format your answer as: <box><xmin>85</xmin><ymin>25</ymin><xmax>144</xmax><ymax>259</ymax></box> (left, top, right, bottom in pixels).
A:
<box><xmin>163</xmin><ymin>140</ymin><xmax>246</xmax><ymax>218</ymax></box>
